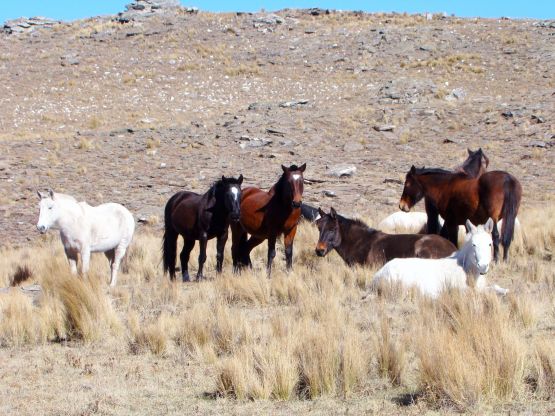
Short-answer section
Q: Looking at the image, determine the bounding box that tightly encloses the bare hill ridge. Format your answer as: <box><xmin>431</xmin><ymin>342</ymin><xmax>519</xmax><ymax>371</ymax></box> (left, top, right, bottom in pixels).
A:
<box><xmin>0</xmin><ymin>8</ymin><xmax>553</xmax><ymax>245</ymax></box>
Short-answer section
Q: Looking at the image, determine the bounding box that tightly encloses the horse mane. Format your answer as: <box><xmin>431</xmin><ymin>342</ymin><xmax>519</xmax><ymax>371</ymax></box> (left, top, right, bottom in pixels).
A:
<box><xmin>413</xmin><ymin>167</ymin><xmax>452</xmax><ymax>175</ymax></box>
<box><xmin>336</xmin><ymin>214</ymin><xmax>377</xmax><ymax>234</ymax></box>
<box><xmin>53</xmin><ymin>193</ymin><xmax>78</xmax><ymax>202</ymax></box>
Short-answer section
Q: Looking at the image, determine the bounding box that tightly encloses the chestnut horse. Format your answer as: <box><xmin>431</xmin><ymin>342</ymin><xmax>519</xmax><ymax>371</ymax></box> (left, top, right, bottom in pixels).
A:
<box><xmin>399</xmin><ymin>166</ymin><xmax>521</xmax><ymax>261</ymax></box>
<box><xmin>163</xmin><ymin>175</ymin><xmax>243</xmax><ymax>281</ymax></box>
<box><xmin>315</xmin><ymin>207</ymin><xmax>456</xmax><ymax>267</ymax></box>
<box><xmin>231</xmin><ymin>164</ymin><xmax>305</xmax><ymax>275</ymax></box>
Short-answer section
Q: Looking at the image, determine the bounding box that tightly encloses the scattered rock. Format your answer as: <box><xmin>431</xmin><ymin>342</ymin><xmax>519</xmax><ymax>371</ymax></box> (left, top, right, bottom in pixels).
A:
<box><xmin>373</xmin><ymin>124</ymin><xmax>395</xmax><ymax>132</ymax></box>
<box><xmin>445</xmin><ymin>87</ymin><xmax>466</xmax><ymax>101</ymax></box>
<box><xmin>327</xmin><ymin>165</ymin><xmax>357</xmax><ymax>178</ymax></box>
<box><xmin>3</xmin><ymin>16</ymin><xmax>60</xmax><ymax>34</ymax></box>
<box><xmin>501</xmin><ymin>110</ymin><xmax>514</xmax><ymax>119</ymax></box>
<box><xmin>253</xmin><ymin>14</ymin><xmax>283</xmax><ymax>26</ymax></box>
<box><xmin>248</xmin><ymin>102</ymin><xmax>273</xmax><ymax>111</ymax></box>
<box><xmin>307</xmin><ymin>8</ymin><xmax>330</xmax><ymax>16</ymax></box>
<box><xmin>266</xmin><ymin>128</ymin><xmax>285</xmax><ymax>136</ymax></box>
<box><xmin>279</xmin><ymin>100</ymin><xmax>309</xmax><ymax>108</ymax></box>
<box><xmin>60</xmin><ymin>54</ymin><xmax>80</xmax><ymax>66</ymax></box>
<box><xmin>531</xmin><ymin>114</ymin><xmax>545</xmax><ymax>124</ymax></box>
<box><xmin>323</xmin><ymin>190</ymin><xmax>337</xmax><ymax>197</ymax></box>
<box><xmin>116</xmin><ymin>0</ymin><xmax>181</xmax><ymax>23</ymax></box>
<box><xmin>239</xmin><ymin>138</ymin><xmax>272</xmax><ymax>149</ymax></box>
<box><xmin>525</xmin><ymin>141</ymin><xmax>548</xmax><ymax>148</ymax></box>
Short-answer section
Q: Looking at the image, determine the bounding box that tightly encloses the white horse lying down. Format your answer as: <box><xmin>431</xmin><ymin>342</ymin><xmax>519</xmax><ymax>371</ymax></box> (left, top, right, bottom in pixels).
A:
<box><xmin>36</xmin><ymin>190</ymin><xmax>135</xmax><ymax>287</ymax></box>
<box><xmin>378</xmin><ymin>211</ymin><xmax>520</xmax><ymax>242</ymax></box>
<box><xmin>372</xmin><ymin>218</ymin><xmax>508</xmax><ymax>299</ymax></box>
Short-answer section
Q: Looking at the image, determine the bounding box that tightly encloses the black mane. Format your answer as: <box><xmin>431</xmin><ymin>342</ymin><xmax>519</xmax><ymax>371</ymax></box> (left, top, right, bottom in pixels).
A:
<box><xmin>414</xmin><ymin>167</ymin><xmax>452</xmax><ymax>175</ymax></box>
<box><xmin>336</xmin><ymin>213</ymin><xmax>378</xmax><ymax>234</ymax></box>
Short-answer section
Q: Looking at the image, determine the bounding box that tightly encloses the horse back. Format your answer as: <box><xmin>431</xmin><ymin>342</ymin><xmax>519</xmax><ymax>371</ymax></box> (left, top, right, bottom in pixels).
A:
<box><xmin>167</xmin><ymin>191</ymin><xmax>203</xmax><ymax>235</ymax></box>
<box><xmin>368</xmin><ymin>233</ymin><xmax>455</xmax><ymax>265</ymax></box>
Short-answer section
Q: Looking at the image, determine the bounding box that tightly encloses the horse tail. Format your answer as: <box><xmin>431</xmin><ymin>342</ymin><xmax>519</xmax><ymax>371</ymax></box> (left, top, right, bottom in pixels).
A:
<box><xmin>162</xmin><ymin>193</ymin><xmax>180</xmax><ymax>279</ymax></box>
<box><xmin>500</xmin><ymin>176</ymin><xmax>521</xmax><ymax>250</ymax></box>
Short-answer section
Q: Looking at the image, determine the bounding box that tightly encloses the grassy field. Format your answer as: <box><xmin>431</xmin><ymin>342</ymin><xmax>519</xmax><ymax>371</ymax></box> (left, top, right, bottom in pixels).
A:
<box><xmin>0</xmin><ymin>205</ymin><xmax>554</xmax><ymax>415</ymax></box>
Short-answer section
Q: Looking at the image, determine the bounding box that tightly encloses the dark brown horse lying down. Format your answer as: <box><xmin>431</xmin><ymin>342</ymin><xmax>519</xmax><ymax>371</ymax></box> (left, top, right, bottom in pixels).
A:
<box><xmin>315</xmin><ymin>208</ymin><xmax>456</xmax><ymax>267</ymax></box>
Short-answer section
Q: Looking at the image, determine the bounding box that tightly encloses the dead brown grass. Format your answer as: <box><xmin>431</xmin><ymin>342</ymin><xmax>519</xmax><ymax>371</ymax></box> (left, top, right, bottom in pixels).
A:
<box><xmin>0</xmin><ymin>208</ymin><xmax>554</xmax><ymax>413</ymax></box>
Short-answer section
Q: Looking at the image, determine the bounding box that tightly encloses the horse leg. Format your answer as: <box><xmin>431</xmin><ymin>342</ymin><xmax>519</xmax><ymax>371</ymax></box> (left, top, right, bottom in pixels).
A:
<box><xmin>266</xmin><ymin>236</ymin><xmax>277</xmax><ymax>276</ymax></box>
<box><xmin>64</xmin><ymin>247</ymin><xmax>79</xmax><ymax>274</ymax></box>
<box><xmin>284</xmin><ymin>227</ymin><xmax>298</xmax><ymax>271</ymax></box>
<box><xmin>180</xmin><ymin>239</ymin><xmax>195</xmax><ymax>282</ymax></box>
<box><xmin>196</xmin><ymin>235</ymin><xmax>208</xmax><ymax>281</ymax></box>
<box><xmin>216</xmin><ymin>230</ymin><xmax>228</xmax><ymax>273</ymax></box>
<box><xmin>231</xmin><ymin>224</ymin><xmax>246</xmax><ymax>271</ymax></box>
<box><xmin>425</xmin><ymin>199</ymin><xmax>440</xmax><ymax>234</ymax></box>
<box><xmin>492</xmin><ymin>220</ymin><xmax>500</xmax><ymax>262</ymax></box>
<box><xmin>109</xmin><ymin>244</ymin><xmax>127</xmax><ymax>287</ymax></box>
<box><xmin>245</xmin><ymin>236</ymin><xmax>265</xmax><ymax>269</ymax></box>
<box><xmin>81</xmin><ymin>246</ymin><xmax>91</xmax><ymax>278</ymax></box>
<box><xmin>441</xmin><ymin>222</ymin><xmax>459</xmax><ymax>247</ymax></box>
<box><xmin>104</xmin><ymin>249</ymin><xmax>115</xmax><ymax>282</ymax></box>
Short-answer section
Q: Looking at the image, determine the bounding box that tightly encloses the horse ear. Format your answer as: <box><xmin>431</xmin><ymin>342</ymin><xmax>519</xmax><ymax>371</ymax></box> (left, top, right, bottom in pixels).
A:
<box><xmin>237</xmin><ymin>174</ymin><xmax>243</xmax><ymax>185</ymax></box>
<box><xmin>37</xmin><ymin>191</ymin><xmax>44</xmax><ymax>199</ymax></box>
<box><xmin>299</xmin><ymin>163</ymin><xmax>306</xmax><ymax>172</ymax></box>
<box><xmin>222</xmin><ymin>175</ymin><xmax>226</xmax><ymax>182</ymax></box>
<box><xmin>465</xmin><ymin>219</ymin><xmax>477</xmax><ymax>234</ymax></box>
<box><xmin>484</xmin><ymin>218</ymin><xmax>494</xmax><ymax>233</ymax></box>
<box><xmin>330</xmin><ymin>207</ymin><xmax>337</xmax><ymax>219</ymax></box>
<box><xmin>410</xmin><ymin>165</ymin><xmax>416</xmax><ymax>174</ymax></box>
<box><xmin>467</xmin><ymin>148</ymin><xmax>473</xmax><ymax>155</ymax></box>
<box><xmin>48</xmin><ymin>189</ymin><xmax>54</xmax><ymax>199</ymax></box>
<box><xmin>318</xmin><ymin>207</ymin><xmax>326</xmax><ymax>217</ymax></box>
<box><xmin>281</xmin><ymin>165</ymin><xmax>287</xmax><ymax>173</ymax></box>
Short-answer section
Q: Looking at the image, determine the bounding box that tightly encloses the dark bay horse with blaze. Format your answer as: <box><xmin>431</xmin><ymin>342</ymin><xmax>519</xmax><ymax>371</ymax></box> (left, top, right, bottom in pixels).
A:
<box><xmin>231</xmin><ymin>164</ymin><xmax>306</xmax><ymax>275</ymax></box>
<box><xmin>315</xmin><ymin>207</ymin><xmax>456</xmax><ymax>266</ymax></box>
<box><xmin>163</xmin><ymin>175</ymin><xmax>243</xmax><ymax>281</ymax></box>
<box><xmin>399</xmin><ymin>166</ymin><xmax>521</xmax><ymax>261</ymax></box>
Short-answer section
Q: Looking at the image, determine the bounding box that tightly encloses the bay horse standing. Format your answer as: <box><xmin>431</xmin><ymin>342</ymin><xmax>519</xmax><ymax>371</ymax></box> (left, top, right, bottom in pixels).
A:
<box><xmin>399</xmin><ymin>166</ymin><xmax>521</xmax><ymax>261</ymax></box>
<box><xmin>163</xmin><ymin>175</ymin><xmax>243</xmax><ymax>281</ymax></box>
<box><xmin>426</xmin><ymin>148</ymin><xmax>490</xmax><ymax>234</ymax></box>
<box><xmin>315</xmin><ymin>207</ymin><xmax>456</xmax><ymax>267</ymax></box>
<box><xmin>231</xmin><ymin>164</ymin><xmax>306</xmax><ymax>275</ymax></box>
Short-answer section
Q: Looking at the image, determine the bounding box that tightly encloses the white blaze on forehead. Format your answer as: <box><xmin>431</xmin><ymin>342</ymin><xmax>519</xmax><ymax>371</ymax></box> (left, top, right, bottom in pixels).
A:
<box><xmin>292</xmin><ymin>174</ymin><xmax>301</xmax><ymax>180</ymax></box>
<box><xmin>231</xmin><ymin>187</ymin><xmax>239</xmax><ymax>200</ymax></box>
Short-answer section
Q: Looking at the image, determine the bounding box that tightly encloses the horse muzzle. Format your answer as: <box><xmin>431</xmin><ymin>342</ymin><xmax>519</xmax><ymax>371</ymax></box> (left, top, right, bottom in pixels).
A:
<box><xmin>315</xmin><ymin>242</ymin><xmax>328</xmax><ymax>257</ymax></box>
<box><xmin>37</xmin><ymin>225</ymin><xmax>47</xmax><ymax>234</ymax></box>
<box><xmin>292</xmin><ymin>201</ymin><xmax>302</xmax><ymax>208</ymax></box>
<box><xmin>398</xmin><ymin>199</ymin><xmax>411</xmax><ymax>212</ymax></box>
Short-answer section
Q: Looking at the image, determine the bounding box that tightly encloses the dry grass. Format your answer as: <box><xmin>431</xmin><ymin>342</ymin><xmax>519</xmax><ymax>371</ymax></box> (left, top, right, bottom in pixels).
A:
<box><xmin>0</xmin><ymin>208</ymin><xmax>555</xmax><ymax>413</ymax></box>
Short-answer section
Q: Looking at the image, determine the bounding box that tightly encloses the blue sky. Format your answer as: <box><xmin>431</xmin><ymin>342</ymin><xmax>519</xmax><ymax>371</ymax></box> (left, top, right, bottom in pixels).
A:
<box><xmin>1</xmin><ymin>0</ymin><xmax>554</xmax><ymax>24</ymax></box>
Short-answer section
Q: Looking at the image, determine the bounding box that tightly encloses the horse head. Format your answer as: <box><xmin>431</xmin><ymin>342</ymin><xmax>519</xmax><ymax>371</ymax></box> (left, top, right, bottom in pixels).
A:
<box><xmin>219</xmin><ymin>175</ymin><xmax>243</xmax><ymax>222</ymax></box>
<box><xmin>458</xmin><ymin>148</ymin><xmax>489</xmax><ymax>177</ymax></box>
<box><xmin>36</xmin><ymin>189</ymin><xmax>58</xmax><ymax>233</ymax></box>
<box><xmin>281</xmin><ymin>163</ymin><xmax>306</xmax><ymax>208</ymax></box>
<box><xmin>464</xmin><ymin>218</ymin><xmax>494</xmax><ymax>275</ymax></box>
<box><xmin>399</xmin><ymin>166</ymin><xmax>424</xmax><ymax>212</ymax></box>
<box><xmin>315</xmin><ymin>207</ymin><xmax>342</xmax><ymax>257</ymax></box>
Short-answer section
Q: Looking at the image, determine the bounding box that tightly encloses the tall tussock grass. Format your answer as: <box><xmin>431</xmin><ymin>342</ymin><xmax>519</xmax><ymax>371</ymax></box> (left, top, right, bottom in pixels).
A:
<box><xmin>0</xmin><ymin>256</ymin><xmax>120</xmax><ymax>345</ymax></box>
<box><xmin>415</xmin><ymin>291</ymin><xmax>527</xmax><ymax>410</ymax></box>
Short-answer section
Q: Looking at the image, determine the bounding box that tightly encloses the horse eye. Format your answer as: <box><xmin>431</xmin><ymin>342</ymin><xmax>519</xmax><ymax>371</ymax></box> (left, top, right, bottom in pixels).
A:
<box><xmin>48</xmin><ymin>206</ymin><xmax>53</xmax><ymax>210</ymax></box>
<box><xmin>472</xmin><ymin>243</ymin><xmax>476</xmax><ymax>247</ymax></box>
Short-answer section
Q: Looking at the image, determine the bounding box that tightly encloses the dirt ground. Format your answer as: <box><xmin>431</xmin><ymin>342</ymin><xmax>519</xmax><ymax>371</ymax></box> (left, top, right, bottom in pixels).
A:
<box><xmin>0</xmin><ymin>9</ymin><xmax>553</xmax><ymax>246</ymax></box>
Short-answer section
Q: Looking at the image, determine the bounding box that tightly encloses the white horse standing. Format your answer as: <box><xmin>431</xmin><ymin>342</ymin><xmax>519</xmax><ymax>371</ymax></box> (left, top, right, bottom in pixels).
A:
<box><xmin>36</xmin><ymin>190</ymin><xmax>135</xmax><ymax>287</ymax></box>
<box><xmin>372</xmin><ymin>218</ymin><xmax>508</xmax><ymax>298</ymax></box>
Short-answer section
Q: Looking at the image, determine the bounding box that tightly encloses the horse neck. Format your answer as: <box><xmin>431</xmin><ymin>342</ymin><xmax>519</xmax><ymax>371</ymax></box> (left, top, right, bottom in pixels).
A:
<box><xmin>455</xmin><ymin>240</ymin><xmax>480</xmax><ymax>282</ymax></box>
<box><xmin>334</xmin><ymin>217</ymin><xmax>378</xmax><ymax>264</ymax></box>
<box><xmin>417</xmin><ymin>172</ymin><xmax>454</xmax><ymax>205</ymax></box>
<box><xmin>270</xmin><ymin>175</ymin><xmax>293</xmax><ymax>207</ymax></box>
<box><xmin>56</xmin><ymin>200</ymin><xmax>85</xmax><ymax>235</ymax></box>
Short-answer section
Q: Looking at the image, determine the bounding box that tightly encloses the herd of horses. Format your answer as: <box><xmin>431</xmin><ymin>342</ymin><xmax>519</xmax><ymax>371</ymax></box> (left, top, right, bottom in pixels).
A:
<box><xmin>36</xmin><ymin>148</ymin><xmax>521</xmax><ymax>296</ymax></box>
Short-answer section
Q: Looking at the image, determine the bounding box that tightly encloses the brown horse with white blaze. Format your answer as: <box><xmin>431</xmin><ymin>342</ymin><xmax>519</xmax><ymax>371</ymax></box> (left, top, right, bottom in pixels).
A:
<box><xmin>399</xmin><ymin>166</ymin><xmax>521</xmax><ymax>261</ymax></box>
<box><xmin>231</xmin><ymin>164</ymin><xmax>306</xmax><ymax>275</ymax></box>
